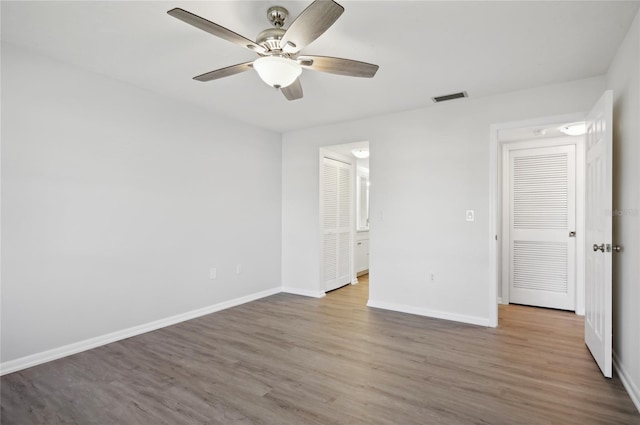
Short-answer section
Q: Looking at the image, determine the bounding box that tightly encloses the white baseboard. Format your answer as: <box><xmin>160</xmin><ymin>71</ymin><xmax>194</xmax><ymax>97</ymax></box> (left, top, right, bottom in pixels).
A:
<box><xmin>613</xmin><ymin>352</ymin><xmax>640</xmax><ymax>414</ymax></box>
<box><xmin>281</xmin><ymin>287</ymin><xmax>326</xmax><ymax>298</ymax></box>
<box><xmin>367</xmin><ymin>299</ymin><xmax>491</xmax><ymax>327</ymax></box>
<box><xmin>0</xmin><ymin>286</ymin><xmax>282</xmax><ymax>376</ymax></box>
<box><xmin>497</xmin><ymin>297</ymin><xmax>503</xmax><ymax>304</ymax></box>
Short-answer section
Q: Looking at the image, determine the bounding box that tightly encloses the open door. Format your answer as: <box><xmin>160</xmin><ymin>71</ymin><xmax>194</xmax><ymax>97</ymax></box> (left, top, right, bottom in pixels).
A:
<box><xmin>584</xmin><ymin>90</ymin><xmax>613</xmax><ymax>378</ymax></box>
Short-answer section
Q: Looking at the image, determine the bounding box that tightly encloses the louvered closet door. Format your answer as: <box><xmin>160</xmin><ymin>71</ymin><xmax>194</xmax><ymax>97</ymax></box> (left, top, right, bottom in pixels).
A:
<box><xmin>322</xmin><ymin>158</ymin><xmax>352</xmax><ymax>292</ymax></box>
<box><xmin>509</xmin><ymin>145</ymin><xmax>576</xmax><ymax>311</ymax></box>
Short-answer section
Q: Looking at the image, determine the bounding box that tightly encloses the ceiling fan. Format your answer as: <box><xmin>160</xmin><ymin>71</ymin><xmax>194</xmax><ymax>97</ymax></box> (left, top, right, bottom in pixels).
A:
<box><xmin>167</xmin><ymin>0</ymin><xmax>379</xmax><ymax>101</ymax></box>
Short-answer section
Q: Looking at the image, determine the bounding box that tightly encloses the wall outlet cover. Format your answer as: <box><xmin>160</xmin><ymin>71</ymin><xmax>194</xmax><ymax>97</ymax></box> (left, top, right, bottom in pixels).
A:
<box><xmin>466</xmin><ymin>210</ymin><xmax>475</xmax><ymax>222</ymax></box>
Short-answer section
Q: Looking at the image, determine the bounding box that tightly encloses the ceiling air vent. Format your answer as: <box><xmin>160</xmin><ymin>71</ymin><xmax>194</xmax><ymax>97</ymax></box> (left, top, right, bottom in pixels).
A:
<box><xmin>432</xmin><ymin>91</ymin><xmax>468</xmax><ymax>103</ymax></box>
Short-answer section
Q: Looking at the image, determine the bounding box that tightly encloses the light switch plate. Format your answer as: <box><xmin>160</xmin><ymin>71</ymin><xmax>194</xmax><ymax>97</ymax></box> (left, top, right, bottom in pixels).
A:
<box><xmin>466</xmin><ymin>210</ymin><xmax>475</xmax><ymax>222</ymax></box>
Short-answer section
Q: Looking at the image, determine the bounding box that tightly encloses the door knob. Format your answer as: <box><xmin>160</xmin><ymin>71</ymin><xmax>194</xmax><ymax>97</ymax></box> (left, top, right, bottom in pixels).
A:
<box><xmin>593</xmin><ymin>244</ymin><xmax>605</xmax><ymax>252</ymax></box>
<box><xmin>612</xmin><ymin>245</ymin><xmax>622</xmax><ymax>252</ymax></box>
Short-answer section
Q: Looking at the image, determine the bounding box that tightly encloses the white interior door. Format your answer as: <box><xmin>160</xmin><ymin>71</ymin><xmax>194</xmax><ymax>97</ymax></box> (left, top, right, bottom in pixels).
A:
<box><xmin>585</xmin><ymin>90</ymin><xmax>613</xmax><ymax>378</ymax></box>
<box><xmin>508</xmin><ymin>145</ymin><xmax>577</xmax><ymax>310</ymax></box>
<box><xmin>322</xmin><ymin>157</ymin><xmax>352</xmax><ymax>292</ymax></box>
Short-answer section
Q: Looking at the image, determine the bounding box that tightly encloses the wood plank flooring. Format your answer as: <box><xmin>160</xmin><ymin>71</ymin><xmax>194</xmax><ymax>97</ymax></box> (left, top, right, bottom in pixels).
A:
<box><xmin>2</xmin><ymin>275</ymin><xmax>639</xmax><ymax>424</ymax></box>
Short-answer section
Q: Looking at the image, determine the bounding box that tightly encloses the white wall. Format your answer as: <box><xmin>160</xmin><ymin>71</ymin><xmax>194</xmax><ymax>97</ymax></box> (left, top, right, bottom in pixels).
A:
<box><xmin>282</xmin><ymin>76</ymin><xmax>605</xmax><ymax>325</ymax></box>
<box><xmin>607</xmin><ymin>10</ymin><xmax>640</xmax><ymax>411</ymax></box>
<box><xmin>1</xmin><ymin>43</ymin><xmax>282</xmax><ymax>364</ymax></box>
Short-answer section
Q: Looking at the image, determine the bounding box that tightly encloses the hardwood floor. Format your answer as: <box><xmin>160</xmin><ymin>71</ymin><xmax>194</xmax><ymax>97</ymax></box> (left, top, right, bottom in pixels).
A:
<box><xmin>2</xmin><ymin>275</ymin><xmax>639</xmax><ymax>424</ymax></box>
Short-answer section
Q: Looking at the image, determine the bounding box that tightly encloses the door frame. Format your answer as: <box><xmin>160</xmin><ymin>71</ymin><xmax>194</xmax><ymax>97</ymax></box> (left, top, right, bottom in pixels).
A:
<box><xmin>489</xmin><ymin>112</ymin><xmax>586</xmax><ymax>327</ymax></box>
<box><xmin>318</xmin><ymin>148</ymin><xmax>356</xmax><ymax>294</ymax></box>
<box><xmin>501</xmin><ymin>138</ymin><xmax>584</xmax><ymax>312</ymax></box>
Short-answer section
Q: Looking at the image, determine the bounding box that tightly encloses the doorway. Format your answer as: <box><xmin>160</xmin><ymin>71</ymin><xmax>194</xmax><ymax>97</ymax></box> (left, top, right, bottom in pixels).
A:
<box><xmin>319</xmin><ymin>141</ymin><xmax>370</xmax><ymax>298</ymax></box>
<box><xmin>489</xmin><ymin>113</ymin><xmax>590</xmax><ymax>326</ymax></box>
<box><xmin>491</xmin><ymin>94</ymin><xmax>615</xmax><ymax>379</ymax></box>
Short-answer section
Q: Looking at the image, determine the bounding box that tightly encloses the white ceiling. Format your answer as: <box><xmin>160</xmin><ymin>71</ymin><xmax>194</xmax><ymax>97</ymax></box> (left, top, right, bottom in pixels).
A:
<box><xmin>498</xmin><ymin>122</ymin><xmax>583</xmax><ymax>143</ymax></box>
<box><xmin>324</xmin><ymin>140</ymin><xmax>370</xmax><ymax>168</ymax></box>
<box><xmin>2</xmin><ymin>1</ymin><xmax>639</xmax><ymax>133</ymax></box>
<box><xmin>324</xmin><ymin>140</ymin><xmax>368</xmax><ymax>157</ymax></box>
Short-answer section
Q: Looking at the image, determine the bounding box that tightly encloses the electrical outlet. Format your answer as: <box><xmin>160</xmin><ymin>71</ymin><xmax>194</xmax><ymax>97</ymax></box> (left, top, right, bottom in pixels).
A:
<box><xmin>430</xmin><ymin>272</ymin><xmax>435</xmax><ymax>282</ymax></box>
<box><xmin>466</xmin><ymin>210</ymin><xmax>475</xmax><ymax>222</ymax></box>
<box><xmin>209</xmin><ymin>268</ymin><xmax>217</xmax><ymax>280</ymax></box>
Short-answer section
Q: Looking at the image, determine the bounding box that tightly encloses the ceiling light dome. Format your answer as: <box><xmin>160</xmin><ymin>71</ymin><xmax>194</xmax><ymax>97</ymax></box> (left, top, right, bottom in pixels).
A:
<box><xmin>559</xmin><ymin>122</ymin><xmax>586</xmax><ymax>136</ymax></box>
<box><xmin>253</xmin><ymin>56</ymin><xmax>302</xmax><ymax>88</ymax></box>
<box><xmin>352</xmin><ymin>148</ymin><xmax>370</xmax><ymax>159</ymax></box>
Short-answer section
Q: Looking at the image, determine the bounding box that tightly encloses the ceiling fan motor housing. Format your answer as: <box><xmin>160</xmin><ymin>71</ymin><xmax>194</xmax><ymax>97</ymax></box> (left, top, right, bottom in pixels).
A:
<box><xmin>256</xmin><ymin>27</ymin><xmax>286</xmax><ymax>52</ymax></box>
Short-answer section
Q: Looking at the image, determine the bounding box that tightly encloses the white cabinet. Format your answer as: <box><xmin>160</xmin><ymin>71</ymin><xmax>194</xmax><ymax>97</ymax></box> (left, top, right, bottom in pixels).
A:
<box><xmin>355</xmin><ymin>232</ymin><xmax>369</xmax><ymax>275</ymax></box>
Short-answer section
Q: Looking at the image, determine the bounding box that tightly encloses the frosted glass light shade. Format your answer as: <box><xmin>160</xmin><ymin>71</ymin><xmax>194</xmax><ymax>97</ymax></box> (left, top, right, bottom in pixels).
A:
<box><xmin>253</xmin><ymin>56</ymin><xmax>302</xmax><ymax>88</ymax></box>
<box><xmin>352</xmin><ymin>148</ymin><xmax>370</xmax><ymax>159</ymax></box>
<box><xmin>559</xmin><ymin>122</ymin><xmax>586</xmax><ymax>136</ymax></box>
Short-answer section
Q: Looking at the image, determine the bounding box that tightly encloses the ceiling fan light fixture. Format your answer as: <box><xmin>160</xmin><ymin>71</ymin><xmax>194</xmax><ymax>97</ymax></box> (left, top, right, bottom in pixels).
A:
<box><xmin>253</xmin><ymin>56</ymin><xmax>302</xmax><ymax>88</ymax></box>
<box><xmin>352</xmin><ymin>148</ymin><xmax>370</xmax><ymax>159</ymax></box>
<box><xmin>168</xmin><ymin>1</ymin><xmax>377</xmax><ymax>101</ymax></box>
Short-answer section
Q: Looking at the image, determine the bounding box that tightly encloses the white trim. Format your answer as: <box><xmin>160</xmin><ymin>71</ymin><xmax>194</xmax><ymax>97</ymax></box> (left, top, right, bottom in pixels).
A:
<box><xmin>489</xmin><ymin>124</ymin><xmax>500</xmax><ymax>327</ymax></box>
<box><xmin>489</xmin><ymin>112</ymin><xmax>587</xmax><ymax>327</ymax></box>
<box><xmin>0</xmin><ymin>286</ymin><xmax>282</xmax><ymax>376</ymax></box>
<box><xmin>497</xmin><ymin>297</ymin><xmax>503</xmax><ymax>304</ymax></box>
<box><xmin>575</xmin><ymin>139</ymin><xmax>586</xmax><ymax>316</ymax></box>
<box><xmin>367</xmin><ymin>299</ymin><xmax>490</xmax><ymax>327</ymax></box>
<box><xmin>613</xmin><ymin>352</ymin><xmax>640</xmax><ymax>414</ymax></box>
<box><xmin>281</xmin><ymin>287</ymin><xmax>326</xmax><ymax>298</ymax></box>
<box><xmin>350</xmin><ymin>158</ymin><xmax>357</xmax><ymax>285</ymax></box>
<box><xmin>501</xmin><ymin>141</ymin><xmax>510</xmax><ymax>305</ymax></box>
